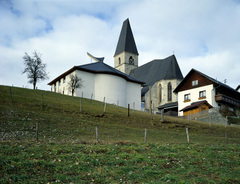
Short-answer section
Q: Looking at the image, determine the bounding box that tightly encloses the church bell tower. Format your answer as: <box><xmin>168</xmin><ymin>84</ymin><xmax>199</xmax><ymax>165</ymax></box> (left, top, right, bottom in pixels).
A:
<box><xmin>114</xmin><ymin>18</ymin><xmax>139</xmax><ymax>75</ymax></box>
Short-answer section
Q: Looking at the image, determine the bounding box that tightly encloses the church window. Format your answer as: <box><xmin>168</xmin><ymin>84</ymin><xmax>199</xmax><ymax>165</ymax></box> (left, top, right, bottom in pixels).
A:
<box><xmin>119</xmin><ymin>57</ymin><xmax>121</xmax><ymax>65</ymax></box>
<box><xmin>159</xmin><ymin>84</ymin><xmax>162</xmax><ymax>103</ymax></box>
<box><xmin>129</xmin><ymin>56</ymin><xmax>134</xmax><ymax>65</ymax></box>
<box><xmin>168</xmin><ymin>82</ymin><xmax>172</xmax><ymax>101</ymax></box>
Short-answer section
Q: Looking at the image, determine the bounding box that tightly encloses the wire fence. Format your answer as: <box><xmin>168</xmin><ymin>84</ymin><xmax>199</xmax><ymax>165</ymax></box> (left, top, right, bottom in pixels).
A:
<box><xmin>0</xmin><ymin>86</ymin><xmax>239</xmax><ymax>145</ymax></box>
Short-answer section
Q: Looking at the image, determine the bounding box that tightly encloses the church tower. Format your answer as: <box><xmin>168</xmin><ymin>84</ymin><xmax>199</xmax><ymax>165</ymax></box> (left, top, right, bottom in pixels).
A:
<box><xmin>114</xmin><ymin>19</ymin><xmax>139</xmax><ymax>75</ymax></box>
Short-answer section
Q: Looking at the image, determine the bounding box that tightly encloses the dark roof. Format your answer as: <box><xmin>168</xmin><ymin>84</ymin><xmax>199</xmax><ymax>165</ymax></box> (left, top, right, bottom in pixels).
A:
<box><xmin>48</xmin><ymin>61</ymin><xmax>144</xmax><ymax>85</ymax></box>
<box><xmin>174</xmin><ymin>69</ymin><xmax>240</xmax><ymax>97</ymax></box>
<box><xmin>129</xmin><ymin>55</ymin><xmax>183</xmax><ymax>96</ymax></box>
<box><xmin>180</xmin><ymin>100</ymin><xmax>212</xmax><ymax>112</ymax></box>
<box><xmin>157</xmin><ymin>101</ymin><xmax>178</xmax><ymax>110</ymax></box>
<box><xmin>236</xmin><ymin>85</ymin><xmax>240</xmax><ymax>91</ymax></box>
<box><xmin>114</xmin><ymin>18</ymin><xmax>139</xmax><ymax>56</ymax></box>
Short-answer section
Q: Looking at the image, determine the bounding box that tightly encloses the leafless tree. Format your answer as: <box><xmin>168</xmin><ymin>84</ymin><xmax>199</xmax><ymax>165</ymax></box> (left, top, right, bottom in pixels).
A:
<box><xmin>67</xmin><ymin>74</ymin><xmax>83</xmax><ymax>96</ymax></box>
<box><xmin>22</xmin><ymin>51</ymin><xmax>49</xmax><ymax>89</ymax></box>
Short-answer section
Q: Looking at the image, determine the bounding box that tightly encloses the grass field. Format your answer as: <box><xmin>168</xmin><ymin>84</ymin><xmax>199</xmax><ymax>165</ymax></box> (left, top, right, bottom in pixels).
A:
<box><xmin>0</xmin><ymin>85</ymin><xmax>240</xmax><ymax>183</ymax></box>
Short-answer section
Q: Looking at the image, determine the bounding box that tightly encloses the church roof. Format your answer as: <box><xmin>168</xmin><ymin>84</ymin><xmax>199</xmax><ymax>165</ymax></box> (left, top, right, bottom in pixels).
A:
<box><xmin>129</xmin><ymin>55</ymin><xmax>183</xmax><ymax>96</ymax></box>
<box><xmin>114</xmin><ymin>18</ymin><xmax>139</xmax><ymax>56</ymax></box>
<box><xmin>48</xmin><ymin>60</ymin><xmax>144</xmax><ymax>85</ymax></box>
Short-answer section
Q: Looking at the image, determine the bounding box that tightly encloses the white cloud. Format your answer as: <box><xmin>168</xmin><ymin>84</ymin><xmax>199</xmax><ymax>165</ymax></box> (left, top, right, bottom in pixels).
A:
<box><xmin>0</xmin><ymin>0</ymin><xmax>240</xmax><ymax>90</ymax></box>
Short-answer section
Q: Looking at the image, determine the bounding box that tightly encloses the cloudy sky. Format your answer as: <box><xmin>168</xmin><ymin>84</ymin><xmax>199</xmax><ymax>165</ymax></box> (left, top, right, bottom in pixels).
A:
<box><xmin>0</xmin><ymin>0</ymin><xmax>240</xmax><ymax>91</ymax></box>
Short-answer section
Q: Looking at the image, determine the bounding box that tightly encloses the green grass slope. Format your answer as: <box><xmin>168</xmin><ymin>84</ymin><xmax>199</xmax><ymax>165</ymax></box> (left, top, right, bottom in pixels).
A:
<box><xmin>0</xmin><ymin>85</ymin><xmax>240</xmax><ymax>183</ymax></box>
<box><xmin>0</xmin><ymin>85</ymin><xmax>239</xmax><ymax>144</ymax></box>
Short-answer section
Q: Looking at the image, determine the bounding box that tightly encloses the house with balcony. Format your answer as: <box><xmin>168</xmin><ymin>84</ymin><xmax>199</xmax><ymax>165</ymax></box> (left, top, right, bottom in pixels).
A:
<box><xmin>174</xmin><ymin>69</ymin><xmax>240</xmax><ymax>117</ymax></box>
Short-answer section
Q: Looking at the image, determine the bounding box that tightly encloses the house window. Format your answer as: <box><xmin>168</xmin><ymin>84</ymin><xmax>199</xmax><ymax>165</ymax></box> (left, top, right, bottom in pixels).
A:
<box><xmin>119</xmin><ymin>57</ymin><xmax>121</xmax><ymax>65</ymax></box>
<box><xmin>192</xmin><ymin>80</ymin><xmax>198</xmax><ymax>86</ymax></box>
<box><xmin>54</xmin><ymin>84</ymin><xmax>56</xmax><ymax>92</ymax></box>
<box><xmin>159</xmin><ymin>84</ymin><xmax>162</xmax><ymax>103</ymax></box>
<box><xmin>59</xmin><ymin>80</ymin><xmax>61</xmax><ymax>86</ymax></box>
<box><xmin>168</xmin><ymin>82</ymin><xmax>172</xmax><ymax>101</ymax></box>
<box><xmin>199</xmin><ymin>90</ymin><xmax>206</xmax><ymax>98</ymax></box>
<box><xmin>184</xmin><ymin>94</ymin><xmax>191</xmax><ymax>101</ymax></box>
<box><xmin>63</xmin><ymin>77</ymin><xmax>66</xmax><ymax>83</ymax></box>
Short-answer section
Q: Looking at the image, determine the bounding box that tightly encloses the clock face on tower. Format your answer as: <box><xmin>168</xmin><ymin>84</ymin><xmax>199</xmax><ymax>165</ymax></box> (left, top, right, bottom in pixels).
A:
<box><xmin>129</xmin><ymin>56</ymin><xmax>134</xmax><ymax>65</ymax></box>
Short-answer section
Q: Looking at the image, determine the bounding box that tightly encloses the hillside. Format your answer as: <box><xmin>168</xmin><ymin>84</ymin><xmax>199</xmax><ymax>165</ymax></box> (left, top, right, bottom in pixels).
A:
<box><xmin>0</xmin><ymin>85</ymin><xmax>239</xmax><ymax>144</ymax></box>
<box><xmin>1</xmin><ymin>85</ymin><xmax>240</xmax><ymax>183</ymax></box>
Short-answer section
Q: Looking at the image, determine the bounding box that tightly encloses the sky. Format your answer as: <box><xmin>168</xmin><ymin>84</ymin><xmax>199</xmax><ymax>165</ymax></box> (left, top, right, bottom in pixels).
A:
<box><xmin>0</xmin><ymin>0</ymin><xmax>240</xmax><ymax>91</ymax></box>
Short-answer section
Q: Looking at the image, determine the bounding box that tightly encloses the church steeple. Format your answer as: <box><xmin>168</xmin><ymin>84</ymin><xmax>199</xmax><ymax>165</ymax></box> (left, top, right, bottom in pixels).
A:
<box><xmin>114</xmin><ymin>18</ymin><xmax>139</xmax><ymax>75</ymax></box>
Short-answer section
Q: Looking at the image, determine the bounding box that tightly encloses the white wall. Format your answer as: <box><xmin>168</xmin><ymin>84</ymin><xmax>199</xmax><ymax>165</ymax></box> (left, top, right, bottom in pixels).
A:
<box><xmin>95</xmin><ymin>73</ymin><xmax>127</xmax><ymax>106</ymax></box>
<box><xmin>126</xmin><ymin>81</ymin><xmax>141</xmax><ymax>110</ymax></box>
<box><xmin>51</xmin><ymin>70</ymin><xmax>142</xmax><ymax>110</ymax></box>
<box><xmin>76</xmin><ymin>70</ymin><xmax>95</xmax><ymax>99</ymax></box>
<box><xmin>178</xmin><ymin>84</ymin><xmax>215</xmax><ymax>116</ymax></box>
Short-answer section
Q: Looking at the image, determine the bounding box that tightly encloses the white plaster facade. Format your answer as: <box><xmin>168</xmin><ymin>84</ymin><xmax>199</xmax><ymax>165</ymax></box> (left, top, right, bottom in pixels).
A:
<box><xmin>50</xmin><ymin>70</ymin><xmax>142</xmax><ymax>110</ymax></box>
<box><xmin>177</xmin><ymin>84</ymin><xmax>218</xmax><ymax>116</ymax></box>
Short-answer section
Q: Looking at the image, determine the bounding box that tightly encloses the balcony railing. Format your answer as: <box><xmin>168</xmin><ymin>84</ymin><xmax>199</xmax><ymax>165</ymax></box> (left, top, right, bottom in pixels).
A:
<box><xmin>215</xmin><ymin>94</ymin><xmax>240</xmax><ymax>106</ymax></box>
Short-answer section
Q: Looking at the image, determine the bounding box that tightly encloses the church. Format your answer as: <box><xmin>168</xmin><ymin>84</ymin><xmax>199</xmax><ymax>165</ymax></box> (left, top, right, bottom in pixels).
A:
<box><xmin>114</xmin><ymin>19</ymin><xmax>183</xmax><ymax>114</ymax></box>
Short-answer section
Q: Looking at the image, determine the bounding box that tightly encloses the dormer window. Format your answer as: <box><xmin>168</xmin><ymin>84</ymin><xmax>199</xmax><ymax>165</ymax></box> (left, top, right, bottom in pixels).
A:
<box><xmin>192</xmin><ymin>80</ymin><xmax>198</xmax><ymax>86</ymax></box>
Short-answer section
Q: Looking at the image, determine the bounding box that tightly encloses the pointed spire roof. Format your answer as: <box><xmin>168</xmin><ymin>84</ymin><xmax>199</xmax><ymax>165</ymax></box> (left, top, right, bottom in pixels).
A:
<box><xmin>114</xmin><ymin>18</ymin><xmax>139</xmax><ymax>56</ymax></box>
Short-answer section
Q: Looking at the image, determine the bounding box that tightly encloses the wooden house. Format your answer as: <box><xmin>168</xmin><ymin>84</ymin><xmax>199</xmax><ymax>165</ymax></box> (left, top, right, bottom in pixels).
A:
<box><xmin>174</xmin><ymin>69</ymin><xmax>240</xmax><ymax>116</ymax></box>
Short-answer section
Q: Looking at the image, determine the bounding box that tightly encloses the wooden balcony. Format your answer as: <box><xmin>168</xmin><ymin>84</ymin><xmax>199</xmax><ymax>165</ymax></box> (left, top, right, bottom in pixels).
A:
<box><xmin>215</xmin><ymin>94</ymin><xmax>240</xmax><ymax>106</ymax></box>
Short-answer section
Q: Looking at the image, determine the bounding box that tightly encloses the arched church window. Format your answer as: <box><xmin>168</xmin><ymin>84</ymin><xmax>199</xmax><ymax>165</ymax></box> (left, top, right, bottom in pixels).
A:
<box><xmin>168</xmin><ymin>82</ymin><xmax>172</xmax><ymax>101</ymax></box>
<box><xmin>159</xmin><ymin>84</ymin><xmax>162</xmax><ymax>103</ymax></box>
<box><xmin>129</xmin><ymin>56</ymin><xmax>134</xmax><ymax>65</ymax></box>
<box><xmin>119</xmin><ymin>57</ymin><xmax>121</xmax><ymax>65</ymax></box>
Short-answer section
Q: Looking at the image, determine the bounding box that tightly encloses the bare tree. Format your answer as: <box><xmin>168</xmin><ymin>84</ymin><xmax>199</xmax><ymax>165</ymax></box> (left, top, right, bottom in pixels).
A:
<box><xmin>22</xmin><ymin>51</ymin><xmax>49</xmax><ymax>89</ymax></box>
<box><xmin>67</xmin><ymin>74</ymin><xmax>83</xmax><ymax>96</ymax></box>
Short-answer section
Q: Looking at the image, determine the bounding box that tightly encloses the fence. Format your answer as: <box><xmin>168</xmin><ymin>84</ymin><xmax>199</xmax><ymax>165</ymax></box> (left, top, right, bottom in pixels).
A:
<box><xmin>0</xmin><ymin>86</ymin><xmax>239</xmax><ymax>144</ymax></box>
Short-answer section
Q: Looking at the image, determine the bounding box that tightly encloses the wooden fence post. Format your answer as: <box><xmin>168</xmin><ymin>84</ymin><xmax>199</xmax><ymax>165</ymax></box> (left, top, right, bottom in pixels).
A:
<box><xmin>82</xmin><ymin>92</ymin><xmax>83</xmax><ymax>98</ymax></box>
<box><xmin>186</xmin><ymin>128</ymin><xmax>190</xmax><ymax>143</ymax></box>
<box><xmin>225</xmin><ymin>132</ymin><xmax>228</xmax><ymax>144</ymax></box>
<box><xmin>188</xmin><ymin>111</ymin><xmax>190</xmax><ymax>124</ymax></box>
<box><xmin>128</xmin><ymin>104</ymin><xmax>130</xmax><ymax>117</ymax></box>
<box><xmin>10</xmin><ymin>87</ymin><xmax>13</xmax><ymax>104</ymax></box>
<box><xmin>41</xmin><ymin>94</ymin><xmax>44</xmax><ymax>109</ymax></box>
<box><xmin>104</xmin><ymin>102</ymin><xmax>106</xmax><ymax>113</ymax></box>
<box><xmin>96</xmin><ymin>127</ymin><xmax>99</xmax><ymax>143</ymax></box>
<box><xmin>161</xmin><ymin>109</ymin><xmax>164</xmax><ymax>122</ymax></box>
<box><xmin>80</xmin><ymin>99</ymin><xmax>82</xmax><ymax>113</ymax></box>
<box><xmin>225</xmin><ymin>116</ymin><xmax>228</xmax><ymax>128</ymax></box>
<box><xmin>91</xmin><ymin>93</ymin><xmax>93</xmax><ymax>100</ymax></box>
<box><xmin>36</xmin><ymin>122</ymin><xmax>39</xmax><ymax>142</ymax></box>
<box><xmin>144</xmin><ymin>128</ymin><xmax>147</xmax><ymax>143</ymax></box>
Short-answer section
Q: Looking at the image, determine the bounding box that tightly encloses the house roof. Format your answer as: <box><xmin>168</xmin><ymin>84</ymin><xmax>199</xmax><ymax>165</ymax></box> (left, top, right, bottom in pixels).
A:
<box><xmin>157</xmin><ymin>101</ymin><xmax>178</xmax><ymax>110</ymax></box>
<box><xmin>129</xmin><ymin>55</ymin><xmax>183</xmax><ymax>96</ymax></box>
<box><xmin>48</xmin><ymin>60</ymin><xmax>144</xmax><ymax>85</ymax></box>
<box><xmin>114</xmin><ymin>18</ymin><xmax>139</xmax><ymax>56</ymax></box>
<box><xmin>180</xmin><ymin>100</ymin><xmax>212</xmax><ymax>112</ymax></box>
<box><xmin>174</xmin><ymin>69</ymin><xmax>240</xmax><ymax>96</ymax></box>
<box><xmin>236</xmin><ymin>85</ymin><xmax>240</xmax><ymax>91</ymax></box>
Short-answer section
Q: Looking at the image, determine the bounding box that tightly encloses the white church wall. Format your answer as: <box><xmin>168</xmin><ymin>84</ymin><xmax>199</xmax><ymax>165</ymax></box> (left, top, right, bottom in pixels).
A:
<box><xmin>94</xmin><ymin>73</ymin><xmax>127</xmax><ymax>107</ymax></box>
<box><xmin>76</xmin><ymin>70</ymin><xmax>95</xmax><ymax>99</ymax></box>
<box><xmin>126</xmin><ymin>81</ymin><xmax>141</xmax><ymax>110</ymax></box>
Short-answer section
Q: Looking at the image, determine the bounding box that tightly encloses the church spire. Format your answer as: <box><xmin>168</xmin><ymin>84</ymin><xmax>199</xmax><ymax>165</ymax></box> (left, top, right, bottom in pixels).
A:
<box><xmin>114</xmin><ymin>18</ymin><xmax>139</xmax><ymax>56</ymax></box>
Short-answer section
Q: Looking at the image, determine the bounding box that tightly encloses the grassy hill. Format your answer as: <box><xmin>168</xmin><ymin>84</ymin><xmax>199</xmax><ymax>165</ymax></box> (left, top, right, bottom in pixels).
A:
<box><xmin>0</xmin><ymin>85</ymin><xmax>240</xmax><ymax>183</ymax></box>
